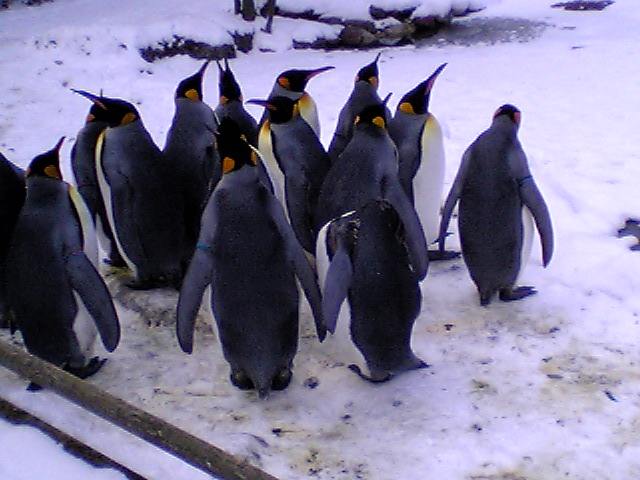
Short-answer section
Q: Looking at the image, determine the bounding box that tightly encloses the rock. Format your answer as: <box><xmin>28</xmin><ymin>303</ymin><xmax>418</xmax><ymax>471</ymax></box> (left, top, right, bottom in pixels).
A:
<box><xmin>339</xmin><ymin>25</ymin><xmax>377</xmax><ymax>47</ymax></box>
<box><xmin>551</xmin><ymin>1</ymin><xmax>614</xmax><ymax>10</ymax></box>
<box><xmin>369</xmin><ymin>5</ymin><xmax>416</xmax><ymax>22</ymax></box>
<box><xmin>139</xmin><ymin>35</ymin><xmax>235</xmax><ymax>63</ymax></box>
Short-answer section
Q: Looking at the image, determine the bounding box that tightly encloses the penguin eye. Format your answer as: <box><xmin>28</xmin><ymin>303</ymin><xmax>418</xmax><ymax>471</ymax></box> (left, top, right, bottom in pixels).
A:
<box><xmin>222</xmin><ymin>156</ymin><xmax>236</xmax><ymax>174</ymax></box>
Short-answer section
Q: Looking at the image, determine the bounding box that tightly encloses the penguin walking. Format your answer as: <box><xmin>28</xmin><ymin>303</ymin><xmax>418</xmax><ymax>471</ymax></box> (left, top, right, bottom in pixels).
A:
<box><xmin>315</xmin><ymin>100</ymin><xmax>429</xmax><ymax>282</ymax></box>
<box><xmin>74</xmin><ymin>90</ymin><xmax>185</xmax><ymax>289</ymax></box>
<box><xmin>0</xmin><ymin>151</ymin><xmax>25</xmax><ymax>329</ymax></box>
<box><xmin>388</xmin><ymin>63</ymin><xmax>458</xmax><ymax>261</ymax></box>
<box><xmin>259</xmin><ymin>66</ymin><xmax>334</xmax><ymax>138</ymax></box>
<box><xmin>438</xmin><ymin>105</ymin><xmax>554</xmax><ymax>305</ymax></box>
<box><xmin>6</xmin><ymin>139</ymin><xmax>120</xmax><ymax>385</ymax></box>
<box><xmin>71</xmin><ymin>97</ymin><xmax>125</xmax><ymax>267</ymax></box>
<box><xmin>327</xmin><ymin>53</ymin><xmax>390</xmax><ymax>163</ymax></box>
<box><xmin>163</xmin><ymin>62</ymin><xmax>218</xmax><ymax>262</ymax></box>
<box><xmin>250</xmin><ymin>96</ymin><xmax>331</xmax><ymax>254</ymax></box>
<box><xmin>321</xmin><ymin>200</ymin><xmax>427</xmax><ymax>383</ymax></box>
<box><xmin>177</xmin><ymin>118</ymin><xmax>325</xmax><ymax>399</ymax></box>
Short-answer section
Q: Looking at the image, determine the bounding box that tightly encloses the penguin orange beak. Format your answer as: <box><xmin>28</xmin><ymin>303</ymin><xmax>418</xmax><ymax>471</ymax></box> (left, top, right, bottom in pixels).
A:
<box><xmin>247</xmin><ymin>99</ymin><xmax>277</xmax><ymax>111</ymax></box>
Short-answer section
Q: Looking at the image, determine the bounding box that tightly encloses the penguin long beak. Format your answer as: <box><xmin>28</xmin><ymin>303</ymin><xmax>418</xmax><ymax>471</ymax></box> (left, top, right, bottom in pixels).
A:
<box><xmin>305</xmin><ymin>65</ymin><xmax>335</xmax><ymax>80</ymax></box>
<box><xmin>247</xmin><ymin>99</ymin><xmax>276</xmax><ymax>111</ymax></box>
<box><xmin>382</xmin><ymin>92</ymin><xmax>392</xmax><ymax>106</ymax></box>
<box><xmin>197</xmin><ymin>60</ymin><xmax>210</xmax><ymax>78</ymax></box>
<box><xmin>425</xmin><ymin>63</ymin><xmax>447</xmax><ymax>93</ymax></box>
<box><xmin>54</xmin><ymin>136</ymin><xmax>65</xmax><ymax>152</ymax></box>
<box><xmin>71</xmin><ymin>89</ymin><xmax>107</xmax><ymax>109</ymax></box>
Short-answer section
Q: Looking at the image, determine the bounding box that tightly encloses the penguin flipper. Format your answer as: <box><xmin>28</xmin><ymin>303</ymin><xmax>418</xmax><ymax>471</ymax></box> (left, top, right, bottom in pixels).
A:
<box><xmin>321</xmin><ymin>241</ymin><xmax>352</xmax><ymax>334</ymax></box>
<box><xmin>439</xmin><ymin>148</ymin><xmax>471</xmax><ymax>252</ymax></box>
<box><xmin>268</xmin><ymin>194</ymin><xmax>326</xmax><ymax>341</ymax></box>
<box><xmin>285</xmin><ymin>176</ymin><xmax>315</xmax><ymax>254</ymax></box>
<box><xmin>519</xmin><ymin>177</ymin><xmax>553</xmax><ymax>267</ymax></box>
<box><xmin>65</xmin><ymin>253</ymin><xmax>120</xmax><ymax>352</ymax></box>
<box><xmin>176</xmin><ymin>248</ymin><xmax>213</xmax><ymax>353</ymax></box>
<box><xmin>383</xmin><ymin>175</ymin><xmax>429</xmax><ymax>281</ymax></box>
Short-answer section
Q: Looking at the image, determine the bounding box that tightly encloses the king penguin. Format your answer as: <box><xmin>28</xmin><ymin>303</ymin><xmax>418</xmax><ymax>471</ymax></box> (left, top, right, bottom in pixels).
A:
<box><xmin>438</xmin><ymin>104</ymin><xmax>554</xmax><ymax>305</ymax></box>
<box><xmin>6</xmin><ymin>139</ymin><xmax>120</xmax><ymax>384</ymax></box>
<box><xmin>321</xmin><ymin>199</ymin><xmax>427</xmax><ymax>383</ymax></box>
<box><xmin>0</xmin><ymin>151</ymin><xmax>25</xmax><ymax>329</ymax></box>
<box><xmin>327</xmin><ymin>53</ymin><xmax>391</xmax><ymax>163</ymax></box>
<box><xmin>163</xmin><ymin>61</ymin><xmax>218</xmax><ymax>261</ymax></box>
<box><xmin>249</xmin><ymin>96</ymin><xmax>331</xmax><ymax>254</ymax></box>
<box><xmin>71</xmin><ymin>96</ymin><xmax>125</xmax><ymax>268</ymax></box>
<box><xmin>74</xmin><ymin>90</ymin><xmax>185</xmax><ymax>289</ymax></box>
<box><xmin>388</xmin><ymin>63</ymin><xmax>458</xmax><ymax>260</ymax></box>
<box><xmin>315</xmin><ymin>99</ymin><xmax>429</xmax><ymax>282</ymax></box>
<box><xmin>177</xmin><ymin>118</ymin><xmax>325</xmax><ymax>399</ymax></box>
<box><xmin>259</xmin><ymin>65</ymin><xmax>334</xmax><ymax>138</ymax></box>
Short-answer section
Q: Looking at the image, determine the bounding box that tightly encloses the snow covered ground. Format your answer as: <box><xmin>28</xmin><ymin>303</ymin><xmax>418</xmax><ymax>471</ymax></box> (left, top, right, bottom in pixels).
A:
<box><xmin>2</xmin><ymin>0</ymin><xmax>640</xmax><ymax>479</ymax></box>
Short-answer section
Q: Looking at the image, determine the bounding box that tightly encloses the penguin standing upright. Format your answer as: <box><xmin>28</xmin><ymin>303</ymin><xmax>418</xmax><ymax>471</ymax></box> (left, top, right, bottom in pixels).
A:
<box><xmin>0</xmin><ymin>151</ymin><xmax>25</xmax><ymax>328</ymax></box>
<box><xmin>321</xmin><ymin>199</ymin><xmax>427</xmax><ymax>383</ymax></box>
<box><xmin>74</xmin><ymin>90</ymin><xmax>185</xmax><ymax>289</ymax></box>
<box><xmin>439</xmin><ymin>105</ymin><xmax>554</xmax><ymax>305</ymax></box>
<box><xmin>259</xmin><ymin>66</ymin><xmax>334</xmax><ymax>138</ymax></box>
<box><xmin>71</xmin><ymin>97</ymin><xmax>125</xmax><ymax>267</ymax></box>
<box><xmin>327</xmin><ymin>53</ymin><xmax>390</xmax><ymax>162</ymax></box>
<box><xmin>388</xmin><ymin>63</ymin><xmax>457</xmax><ymax>260</ymax></box>
<box><xmin>6</xmin><ymin>139</ymin><xmax>120</xmax><ymax>383</ymax></box>
<box><xmin>315</xmin><ymin>100</ymin><xmax>429</xmax><ymax>281</ymax></box>
<box><xmin>250</xmin><ymin>96</ymin><xmax>331</xmax><ymax>254</ymax></box>
<box><xmin>177</xmin><ymin>118</ymin><xmax>325</xmax><ymax>399</ymax></box>
<box><xmin>163</xmin><ymin>62</ymin><xmax>218</xmax><ymax>260</ymax></box>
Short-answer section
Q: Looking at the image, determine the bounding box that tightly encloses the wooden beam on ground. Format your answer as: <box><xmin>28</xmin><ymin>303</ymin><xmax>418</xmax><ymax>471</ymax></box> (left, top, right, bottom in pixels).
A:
<box><xmin>0</xmin><ymin>340</ymin><xmax>279</xmax><ymax>480</ymax></box>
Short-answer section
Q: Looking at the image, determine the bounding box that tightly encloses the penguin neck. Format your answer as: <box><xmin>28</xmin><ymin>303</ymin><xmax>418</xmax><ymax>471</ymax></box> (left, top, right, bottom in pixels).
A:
<box><xmin>273</xmin><ymin>83</ymin><xmax>303</xmax><ymax>101</ymax></box>
<box><xmin>491</xmin><ymin>116</ymin><xmax>519</xmax><ymax>136</ymax></box>
<box><xmin>354</xmin><ymin>123</ymin><xmax>388</xmax><ymax>139</ymax></box>
<box><xmin>220</xmin><ymin>166</ymin><xmax>259</xmax><ymax>186</ymax></box>
<box><xmin>25</xmin><ymin>177</ymin><xmax>67</xmax><ymax>203</ymax></box>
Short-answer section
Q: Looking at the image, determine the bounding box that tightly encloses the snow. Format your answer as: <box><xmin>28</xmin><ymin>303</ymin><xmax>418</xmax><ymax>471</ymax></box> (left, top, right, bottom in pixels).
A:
<box><xmin>2</xmin><ymin>0</ymin><xmax>640</xmax><ymax>479</ymax></box>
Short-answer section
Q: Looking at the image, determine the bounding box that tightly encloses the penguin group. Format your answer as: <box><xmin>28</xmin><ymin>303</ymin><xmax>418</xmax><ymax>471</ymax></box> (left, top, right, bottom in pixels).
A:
<box><xmin>0</xmin><ymin>53</ymin><xmax>554</xmax><ymax>399</ymax></box>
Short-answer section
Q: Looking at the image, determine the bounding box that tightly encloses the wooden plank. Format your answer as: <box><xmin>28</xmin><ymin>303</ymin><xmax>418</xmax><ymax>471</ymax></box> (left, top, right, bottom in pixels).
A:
<box><xmin>0</xmin><ymin>340</ymin><xmax>279</xmax><ymax>480</ymax></box>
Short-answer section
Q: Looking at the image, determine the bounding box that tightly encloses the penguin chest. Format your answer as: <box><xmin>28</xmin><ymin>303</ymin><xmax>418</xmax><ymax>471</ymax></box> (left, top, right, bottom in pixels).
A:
<box><xmin>414</xmin><ymin>114</ymin><xmax>445</xmax><ymax>244</ymax></box>
<box><xmin>258</xmin><ymin>122</ymin><xmax>287</xmax><ymax>217</ymax></box>
<box><xmin>298</xmin><ymin>93</ymin><xmax>320</xmax><ymax>138</ymax></box>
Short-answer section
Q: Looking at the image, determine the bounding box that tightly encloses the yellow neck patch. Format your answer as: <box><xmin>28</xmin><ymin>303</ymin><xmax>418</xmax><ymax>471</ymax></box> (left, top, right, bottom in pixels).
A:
<box><xmin>121</xmin><ymin>112</ymin><xmax>137</xmax><ymax>126</ymax></box>
<box><xmin>278</xmin><ymin>77</ymin><xmax>290</xmax><ymax>89</ymax></box>
<box><xmin>185</xmin><ymin>88</ymin><xmax>200</xmax><ymax>101</ymax></box>
<box><xmin>399</xmin><ymin>102</ymin><xmax>415</xmax><ymax>114</ymax></box>
<box><xmin>293</xmin><ymin>102</ymin><xmax>300</xmax><ymax>118</ymax></box>
<box><xmin>372</xmin><ymin>116</ymin><xmax>385</xmax><ymax>128</ymax></box>
<box><xmin>222</xmin><ymin>156</ymin><xmax>236</xmax><ymax>174</ymax></box>
<box><xmin>44</xmin><ymin>165</ymin><xmax>62</xmax><ymax>180</ymax></box>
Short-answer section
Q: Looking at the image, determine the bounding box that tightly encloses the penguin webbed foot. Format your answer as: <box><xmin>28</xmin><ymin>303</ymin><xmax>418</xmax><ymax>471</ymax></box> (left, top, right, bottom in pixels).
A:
<box><xmin>427</xmin><ymin>249</ymin><xmax>460</xmax><ymax>261</ymax></box>
<box><xmin>65</xmin><ymin>356</ymin><xmax>107</xmax><ymax>379</ymax></box>
<box><xmin>271</xmin><ymin>368</ymin><xmax>292</xmax><ymax>391</ymax></box>
<box><xmin>499</xmin><ymin>286</ymin><xmax>537</xmax><ymax>302</ymax></box>
<box><xmin>230</xmin><ymin>370</ymin><xmax>255</xmax><ymax>390</ymax></box>
<box><xmin>348</xmin><ymin>364</ymin><xmax>393</xmax><ymax>383</ymax></box>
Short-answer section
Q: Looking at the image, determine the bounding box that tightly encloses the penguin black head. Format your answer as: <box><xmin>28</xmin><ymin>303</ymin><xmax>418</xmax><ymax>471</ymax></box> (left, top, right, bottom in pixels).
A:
<box><xmin>25</xmin><ymin>137</ymin><xmax>64</xmax><ymax>180</ymax></box>
<box><xmin>175</xmin><ymin>61</ymin><xmax>210</xmax><ymax>101</ymax></box>
<box><xmin>397</xmin><ymin>63</ymin><xmax>446</xmax><ymax>115</ymax></box>
<box><xmin>493</xmin><ymin>104</ymin><xmax>521</xmax><ymax>127</ymax></box>
<box><xmin>355</xmin><ymin>52</ymin><xmax>381</xmax><ymax>89</ymax></box>
<box><xmin>247</xmin><ymin>96</ymin><xmax>298</xmax><ymax>125</ymax></box>
<box><xmin>215</xmin><ymin>117</ymin><xmax>258</xmax><ymax>174</ymax></box>
<box><xmin>354</xmin><ymin>94</ymin><xmax>391</xmax><ymax>129</ymax></box>
<box><xmin>217</xmin><ymin>58</ymin><xmax>242</xmax><ymax>104</ymax></box>
<box><xmin>85</xmin><ymin>102</ymin><xmax>110</xmax><ymax>124</ymax></box>
<box><xmin>276</xmin><ymin>66</ymin><xmax>334</xmax><ymax>93</ymax></box>
<box><xmin>72</xmin><ymin>90</ymin><xmax>140</xmax><ymax>128</ymax></box>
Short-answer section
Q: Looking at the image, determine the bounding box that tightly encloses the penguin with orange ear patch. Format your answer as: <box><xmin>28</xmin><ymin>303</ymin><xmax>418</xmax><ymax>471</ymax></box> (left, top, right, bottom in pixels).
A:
<box><xmin>163</xmin><ymin>62</ymin><xmax>218</xmax><ymax>260</ymax></box>
<box><xmin>388</xmin><ymin>63</ymin><xmax>458</xmax><ymax>261</ymax></box>
<box><xmin>177</xmin><ymin>118</ymin><xmax>325</xmax><ymax>399</ymax></box>
<box><xmin>74</xmin><ymin>90</ymin><xmax>185</xmax><ymax>289</ymax></box>
<box><xmin>327</xmin><ymin>53</ymin><xmax>391</xmax><ymax>163</ymax></box>
<box><xmin>6</xmin><ymin>139</ymin><xmax>120</xmax><ymax>387</ymax></box>
<box><xmin>0</xmin><ymin>151</ymin><xmax>25</xmax><ymax>329</ymax></box>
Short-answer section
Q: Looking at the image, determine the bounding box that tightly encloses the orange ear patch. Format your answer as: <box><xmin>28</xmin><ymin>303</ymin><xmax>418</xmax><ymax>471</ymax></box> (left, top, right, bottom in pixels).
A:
<box><xmin>222</xmin><ymin>156</ymin><xmax>235</xmax><ymax>174</ymax></box>
<box><xmin>250</xmin><ymin>150</ymin><xmax>258</xmax><ymax>165</ymax></box>
<box><xmin>399</xmin><ymin>102</ymin><xmax>415</xmax><ymax>114</ymax></box>
<box><xmin>185</xmin><ymin>88</ymin><xmax>200</xmax><ymax>101</ymax></box>
<box><xmin>368</xmin><ymin>76</ymin><xmax>379</xmax><ymax>89</ymax></box>
<box><xmin>219</xmin><ymin>95</ymin><xmax>228</xmax><ymax>105</ymax></box>
<box><xmin>372</xmin><ymin>116</ymin><xmax>385</xmax><ymax>128</ymax></box>
<box><xmin>44</xmin><ymin>165</ymin><xmax>62</xmax><ymax>179</ymax></box>
<box><xmin>121</xmin><ymin>112</ymin><xmax>137</xmax><ymax>125</ymax></box>
<box><xmin>277</xmin><ymin>77</ymin><xmax>290</xmax><ymax>89</ymax></box>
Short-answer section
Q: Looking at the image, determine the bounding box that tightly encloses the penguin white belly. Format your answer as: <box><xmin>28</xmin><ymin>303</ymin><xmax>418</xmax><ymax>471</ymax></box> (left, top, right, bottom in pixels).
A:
<box><xmin>299</xmin><ymin>93</ymin><xmax>320</xmax><ymax>138</ymax></box>
<box><xmin>95</xmin><ymin>129</ymin><xmax>138</xmax><ymax>277</ymax></box>
<box><xmin>72</xmin><ymin>291</ymin><xmax>97</xmax><ymax>364</ymax></box>
<box><xmin>94</xmin><ymin>216</ymin><xmax>113</xmax><ymax>263</ymax></box>
<box><xmin>414</xmin><ymin>115</ymin><xmax>445</xmax><ymax>244</ymax></box>
<box><xmin>69</xmin><ymin>185</ymin><xmax>99</xmax><ymax>266</ymax></box>
<box><xmin>518</xmin><ymin>206</ymin><xmax>534</xmax><ymax>281</ymax></box>
<box><xmin>315</xmin><ymin>221</ymin><xmax>331</xmax><ymax>295</ymax></box>
<box><xmin>258</xmin><ymin>122</ymin><xmax>288</xmax><ymax>220</ymax></box>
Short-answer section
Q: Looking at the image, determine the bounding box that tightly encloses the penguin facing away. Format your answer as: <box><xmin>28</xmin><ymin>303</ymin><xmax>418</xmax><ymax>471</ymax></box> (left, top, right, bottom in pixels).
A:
<box><xmin>388</xmin><ymin>63</ymin><xmax>459</xmax><ymax>261</ymax></box>
<box><xmin>177</xmin><ymin>118</ymin><xmax>325</xmax><ymax>399</ymax></box>
<box><xmin>327</xmin><ymin>53</ymin><xmax>391</xmax><ymax>163</ymax></box>
<box><xmin>249</xmin><ymin>95</ymin><xmax>331</xmax><ymax>254</ymax></box>
<box><xmin>6</xmin><ymin>139</ymin><xmax>120</xmax><ymax>385</ymax></box>
<box><xmin>71</xmin><ymin>96</ymin><xmax>125</xmax><ymax>268</ymax></box>
<box><xmin>438</xmin><ymin>105</ymin><xmax>553</xmax><ymax>305</ymax></box>
<box><xmin>74</xmin><ymin>90</ymin><xmax>185</xmax><ymax>289</ymax></box>
<box><xmin>321</xmin><ymin>199</ymin><xmax>427</xmax><ymax>383</ymax></box>
<box><xmin>0</xmin><ymin>151</ymin><xmax>25</xmax><ymax>329</ymax></box>
<box><xmin>259</xmin><ymin>65</ymin><xmax>334</xmax><ymax>138</ymax></box>
<box><xmin>315</xmin><ymin>99</ymin><xmax>429</xmax><ymax>281</ymax></box>
<box><xmin>163</xmin><ymin>61</ymin><xmax>218</xmax><ymax>263</ymax></box>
